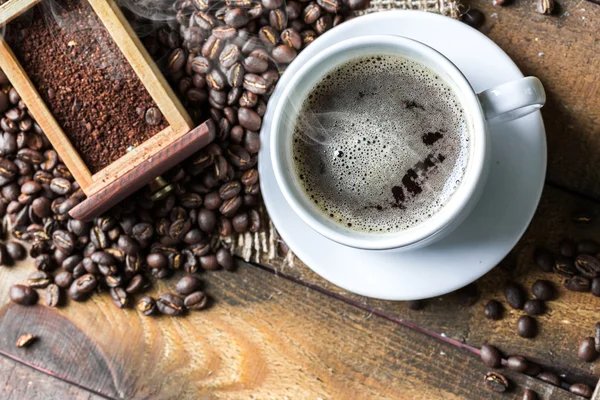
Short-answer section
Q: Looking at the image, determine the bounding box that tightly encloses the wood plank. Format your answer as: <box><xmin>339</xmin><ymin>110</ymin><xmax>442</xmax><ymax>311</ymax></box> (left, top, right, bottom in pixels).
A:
<box><xmin>251</xmin><ymin>185</ymin><xmax>600</xmax><ymax>387</ymax></box>
<box><xmin>0</xmin><ymin>258</ymin><xmax>574</xmax><ymax>399</ymax></box>
<box><xmin>0</xmin><ymin>0</ymin><xmax>40</xmax><ymax>27</ymax></box>
<box><xmin>70</xmin><ymin>120</ymin><xmax>216</xmax><ymax>221</ymax></box>
<box><xmin>86</xmin><ymin>0</ymin><xmax>193</xmax><ymax>134</ymax></box>
<box><xmin>0</xmin><ymin>36</ymin><xmax>94</xmax><ymax>189</ymax></box>
<box><xmin>0</xmin><ymin>355</ymin><xmax>105</xmax><ymax>400</ymax></box>
<box><xmin>463</xmin><ymin>0</ymin><xmax>600</xmax><ymax>197</ymax></box>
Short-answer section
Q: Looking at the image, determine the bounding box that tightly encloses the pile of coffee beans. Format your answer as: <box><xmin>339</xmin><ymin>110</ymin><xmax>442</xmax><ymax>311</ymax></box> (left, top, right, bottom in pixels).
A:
<box><xmin>479</xmin><ymin>343</ymin><xmax>595</xmax><ymax>398</ymax></box>
<box><xmin>0</xmin><ymin>0</ymin><xmax>369</xmax><ymax>316</ymax></box>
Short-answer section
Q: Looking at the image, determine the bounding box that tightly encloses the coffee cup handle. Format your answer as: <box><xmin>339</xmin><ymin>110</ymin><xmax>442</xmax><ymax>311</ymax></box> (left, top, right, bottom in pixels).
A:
<box><xmin>477</xmin><ymin>77</ymin><xmax>546</xmax><ymax>125</ymax></box>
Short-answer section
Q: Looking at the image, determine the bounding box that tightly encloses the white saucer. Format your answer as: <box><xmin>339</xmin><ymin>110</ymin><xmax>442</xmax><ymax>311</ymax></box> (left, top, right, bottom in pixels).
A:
<box><xmin>258</xmin><ymin>11</ymin><xmax>547</xmax><ymax>300</ymax></box>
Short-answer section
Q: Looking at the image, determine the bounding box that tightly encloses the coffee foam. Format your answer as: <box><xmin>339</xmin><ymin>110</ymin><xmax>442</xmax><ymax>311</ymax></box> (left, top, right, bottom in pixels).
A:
<box><xmin>291</xmin><ymin>55</ymin><xmax>471</xmax><ymax>233</ymax></box>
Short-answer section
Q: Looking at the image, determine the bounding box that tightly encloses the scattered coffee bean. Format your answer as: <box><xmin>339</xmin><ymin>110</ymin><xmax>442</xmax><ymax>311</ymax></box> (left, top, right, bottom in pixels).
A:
<box><xmin>570</xmin><ymin>383</ymin><xmax>593</xmax><ymax>399</ymax></box>
<box><xmin>532</xmin><ymin>280</ymin><xmax>555</xmax><ymax>301</ymax></box>
<box><xmin>483</xmin><ymin>300</ymin><xmax>503</xmax><ymax>320</ymax></box>
<box><xmin>564</xmin><ymin>276</ymin><xmax>591</xmax><ymax>292</ymax></box>
<box><xmin>45</xmin><ymin>284</ymin><xmax>60</xmax><ymax>307</ymax></box>
<box><xmin>484</xmin><ymin>371</ymin><xmax>509</xmax><ymax>393</ymax></box>
<box><xmin>10</xmin><ymin>284</ymin><xmax>38</xmax><ymax>305</ymax></box>
<box><xmin>156</xmin><ymin>293</ymin><xmax>185</xmax><ymax>316</ymax></box>
<box><xmin>517</xmin><ymin>316</ymin><xmax>537</xmax><ymax>338</ymax></box>
<box><xmin>480</xmin><ymin>344</ymin><xmax>502</xmax><ymax>368</ymax></box>
<box><xmin>407</xmin><ymin>299</ymin><xmax>424</xmax><ymax>310</ymax></box>
<box><xmin>27</xmin><ymin>270</ymin><xmax>51</xmax><ymax>288</ymax></box>
<box><xmin>578</xmin><ymin>337</ymin><xmax>598</xmax><ymax>362</ymax></box>
<box><xmin>5</xmin><ymin>241</ymin><xmax>25</xmax><ymax>261</ymax></box>
<box><xmin>457</xmin><ymin>283</ymin><xmax>479</xmax><ymax>306</ymax></box>
<box><xmin>555</xmin><ymin>256</ymin><xmax>577</xmax><ymax>276</ymax></box>
<box><xmin>522</xmin><ymin>388</ymin><xmax>538</xmax><ymax>400</ymax></box>
<box><xmin>523</xmin><ymin>299</ymin><xmax>545</xmax><ymax>316</ymax></box>
<box><xmin>137</xmin><ymin>296</ymin><xmax>157</xmax><ymax>316</ymax></box>
<box><xmin>523</xmin><ymin>362</ymin><xmax>542</xmax><ymax>376</ymax></box>
<box><xmin>184</xmin><ymin>291</ymin><xmax>208</xmax><ymax>310</ymax></box>
<box><xmin>16</xmin><ymin>333</ymin><xmax>36</xmax><ymax>348</ymax></box>
<box><xmin>175</xmin><ymin>275</ymin><xmax>203</xmax><ymax>296</ymax></box>
<box><xmin>575</xmin><ymin>254</ymin><xmax>600</xmax><ymax>278</ymax></box>
<box><xmin>591</xmin><ymin>277</ymin><xmax>600</xmax><ymax>297</ymax></box>
<box><xmin>461</xmin><ymin>9</ymin><xmax>485</xmax><ymax>29</ymax></box>
<box><xmin>505</xmin><ymin>282</ymin><xmax>526</xmax><ymax>309</ymax></box>
<box><xmin>537</xmin><ymin>371</ymin><xmax>561</xmax><ymax>387</ymax></box>
<box><xmin>507</xmin><ymin>356</ymin><xmax>528</xmax><ymax>372</ymax></box>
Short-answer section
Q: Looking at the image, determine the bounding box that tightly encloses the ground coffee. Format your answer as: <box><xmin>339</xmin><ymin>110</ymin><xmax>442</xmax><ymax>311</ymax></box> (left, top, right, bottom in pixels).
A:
<box><xmin>6</xmin><ymin>0</ymin><xmax>168</xmax><ymax>173</ymax></box>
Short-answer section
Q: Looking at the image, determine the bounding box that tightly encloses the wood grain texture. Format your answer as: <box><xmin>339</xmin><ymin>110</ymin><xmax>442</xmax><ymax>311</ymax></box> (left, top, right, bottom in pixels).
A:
<box><xmin>86</xmin><ymin>0</ymin><xmax>193</xmax><ymax>134</ymax></box>
<box><xmin>69</xmin><ymin>120</ymin><xmax>216</xmax><ymax>221</ymax></box>
<box><xmin>0</xmin><ymin>36</ymin><xmax>94</xmax><ymax>189</ymax></box>
<box><xmin>0</xmin><ymin>257</ymin><xmax>575</xmax><ymax>399</ymax></box>
<box><xmin>255</xmin><ymin>185</ymin><xmax>600</xmax><ymax>386</ymax></box>
<box><xmin>463</xmin><ymin>0</ymin><xmax>600</xmax><ymax>197</ymax></box>
<box><xmin>0</xmin><ymin>355</ymin><xmax>104</xmax><ymax>400</ymax></box>
<box><xmin>0</xmin><ymin>0</ymin><xmax>40</xmax><ymax>27</ymax></box>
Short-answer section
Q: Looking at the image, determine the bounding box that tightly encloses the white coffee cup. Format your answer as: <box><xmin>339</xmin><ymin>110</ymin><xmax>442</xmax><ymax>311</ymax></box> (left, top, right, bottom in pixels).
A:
<box><xmin>271</xmin><ymin>35</ymin><xmax>545</xmax><ymax>251</ymax></box>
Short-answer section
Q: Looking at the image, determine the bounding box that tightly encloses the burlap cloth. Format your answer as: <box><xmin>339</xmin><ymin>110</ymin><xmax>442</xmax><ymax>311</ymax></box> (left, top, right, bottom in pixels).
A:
<box><xmin>230</xmin><ymin>0</ymin><xmax>461</xmax><ymax>266</ymax></box>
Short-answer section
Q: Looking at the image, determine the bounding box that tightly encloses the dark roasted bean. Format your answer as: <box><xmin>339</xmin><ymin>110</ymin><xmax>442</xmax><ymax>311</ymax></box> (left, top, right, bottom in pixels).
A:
<box><xmin>176</xmin><ymin>275</ymin><xmax>203</xmax><ymax>296</ymax></box>
<box><xmin>504</xmin><ymin>282</ymin><xmax>526</xmax><ymax>309</ymax></box>
<box><xmin>27</xmin><ymin>271</ymin><xmax>51</xmax><ymax>288</ymax></box>
<box><xmin>506</xmin><ymin>356</ymin><xmax>528</xmax><ymax>372</ymax></box>
<box><xmin>10</xmin><ymin>284</ymin><xmax>38</xmax><ymax>305</ymax></box>
<box><xmin>564</xmin><ymin>276</ymin><xmax>591</xmax><ymax>292</ymax></box>
<box><xmin>483</xmin><ymin>372</ymin><xmax>509</xmax><ymax>393</ymax></box>
<box><xmin>531</xmin><ymin>279</ymin><xmax>555</xmax><ymax>301</ymax></box>
<box><xmin>517</xmin><ymin>316</ymin><xmax>537</xmax><ymax>338</ymax></box>
<box><xmin>570</xmin><ymin>383</ymin><xmax>593</xmax><ymax>399</ymax></box>
<box><xmin>110</xmin><ymin>287</ymin><xmax>129</xmax><ymax>309</ymax></box>
<box><xmin>184</xmin><ymin>291</ymin><xmax>208</xmax><ymax>310</ymax></box>
<box><xmin>271</xmin><ymin>45</ymin><xmax>297</xmax><ymax>63</ymax></box>
<box><xmin>523</xmin><ymin>299</ymin><xmax>545</xmax><ymax>316</ymax></box>
<box><xmin>578</xmin><ymin>337</ymin><xmax>598</xmax><ymax>362</ymax></box>
<box><xmin>54</xmin><ymin>271</ymin><xmax>73</xmax><ymax>288</ymax></box>
<box><xmin>533</xmin><ymin>247</ymin><xmax>554</xmax><ymax>272</ymax></box>
<box><xmin>537</xmin><ymin>371</ymin><xmax>561</xmax><ymax>386</ymax></box>
<box><xmin>480</xmin><ymin>344</ymin><xmax>502</xmax><ymax>368</ymax></box>
<box><xmin>45</xmin><ymin>284</ymin><xmax>60</xmax><ymax>307</ymax></box>
<box><xmin>157</xmin><ymin>293</ymin><xmax>185</xmax><ymax>315</ymax></box>
<box><xmin>137</xmin><ymin>296</ymin><xmax>157</xmax><ymax>316</ymax></box>
<box><xmin>483</xmin><ymin>300</ymin><xmax>503</xmax><ymax>320</ymax></box>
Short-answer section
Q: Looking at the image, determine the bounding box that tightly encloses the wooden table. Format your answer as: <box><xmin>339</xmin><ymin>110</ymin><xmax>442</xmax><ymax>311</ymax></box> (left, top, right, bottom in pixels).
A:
<box><xmin>1</xmin><ymin>0</ymin><xmax>599</xmax><ymax>398</ymax></box>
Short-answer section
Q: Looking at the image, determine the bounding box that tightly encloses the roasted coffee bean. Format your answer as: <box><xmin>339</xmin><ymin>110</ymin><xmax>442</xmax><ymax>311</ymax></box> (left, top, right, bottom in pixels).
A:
<box><xmin>34</xmin><ymin>254</ymin><xmax>53</xmax><ymax>272</ymax></box>
<box><xmin>227</xmin><ymin>63</ymin><xmax>245</xmax><ymax>88</ymax></box>
<box><xmin>137</xmin><ymin>296</ymin><xmax>156</xmax><ymax>316</ymax></box>
<box><xmin>483</xmin><ymin>372</ymin><xmax>509</xmax><ymax>393</ymax></box>
<box><xmin>316</xmin><ymin>0</ymin><xmax>340</xmax><ymax>12</ymax></box>
<box><xmin>202</xmin><ymin>35</ymin><xmax>224</xmax><ymax>60</ymax></box>
<box><xmin>219</xmin><ymin>181</ymin><xmax>242</xmax><ymax>200</ymax></box>
<box><xmin>564</xmin><ymin>276</ymin><xmax>591</xmax><ymax>292</ymax></box>
<box><xmin>157</xmin><ymin>293</ymin><xmax>185</xmax><ymax>316</ymax></box>
<box><xmin>281</xmin><ymin>28</ymin><xmax>302</xmax><ymax>50</ymax></box>
<box><xmin>523</xmin><ymin>299</ymin><xmax>545</xmax><ymax>316</ymax></box>
<box><xmin>27</xmin><ymin>271</ymin><xmax>51</xmax><ymax>288</ymax></box>
<box><xmin>461</xmin><ymin>9</ymin><xmax>485</xmax><ymax>28</ymax></box>
<box><xmin>272</xmin><ymin>45</ymin><xmax>297</xmax><ymax>63</ymax></box>
<box><xmin>207</xmin><ymin>69</ymin><xmax>226</xmax><ymax>91</ymax></box>
<box><xmin>532</xmin><ymin>279</ymin><xmax>555</xmax><ymax>301</ymax></box>
<box><xmin>191</xmin><ymin>56</ymin><xmax>211</xmax><ymax>75</ymax></box>
<box><xmin>203</xmin><ymin>192</ymin><xmax>222</xmax><ymax>210</ymax></box>
<box><xmin>200</xmin><ymin>254</ymin><xmax>219</xmax><ymax>270</ymax></box>
<box><xmin>145</xmin><ymin>107</ymin><xmax>163</xmax><ymax>126</ymax></box>
<box><xmin>517</xmin><ymin>316</ymin><xmax>537</xmax><ymax>338</ymax></box>
<box><xmin>219</xmin><ymin>216</ymin><xmax>233</xmax><ymax>236</ymax></box>
<box><xmin>559</xmin><ymin>239</ymin><xmax>576</xmax><ymax>257</ymax></box>
<box><xmin>198</xmin><ymin>208</ymin><xmax>217</xmax><ymax>232</ymax></box>
<box><xmin>75</xmin><ymin>274</ymin><xmax>97</xmax><ymax>294</ymax></box>
<box><xmin>314</xmin><ymin>14</ymin><xmax>332</xmax><ymax>34</ymax></box>
<box><xmin>506</xmin><ymin>356</ymin><xmax>528</xmax><ymax>372</ymax></box>
<box><xmin>52</xmin><ymin>230</ymin><xmax>75</xmax><ymax>254</ymax></box>
<box><xmin>537</xmin><ymin>371</ymin><xmax>561</xmax><ymax>387</ymax></box>
<box><xmin>5</xmin><ymin>241</ymin><xmax>25</xmax><ymax>261</ymax></box>
<box><xmin>45</xmin><ymin>284</ymin><xmax>60</xmax><ymax>307</ymax></box>
<box><xmin>219</xmin><ymin>196</ymin><xmax>243</xmax><ymax>217</ymax></box>
<box><xmin>219</xmin><ymin>44</ymin><xmax>241</xmax><ymax>68</ymax></box>
<box><xmin>0</xmin><ymin>159</ymin><xmax>18</xmax><ymax>185</ymax></box>
<box><xmin>15</xmin><ymin>333</ymin><xmax>36</xmax><ymax>348</ymax></box>
<box><xmin>578</xmin><ymin>337</ymin><xmax>598</xmax><ymax>362</ymax></box>
<box><xmin>118</xmin><ymin>235</ymin><xmax>140</xmax><ymax>256</ymax></box>
<box><xmin>554</xmin><ymin>256</ymin><xmax>577</xmax><ymax>276</ymax></box>
<box><xmin>17</xmin><ymin>148</ymin><xmax>43</xmax><ymax>164</ymax></box>
<box><xmin>523</xmin><ymin>362</ymin><xmax>542</xmax><ymax>376</ymax></box>
<box><xmin>249</xmin><ymin>209</ymin><xmax>261</xmax><ymax>232</ymax></box>
<box><xmin>54</xmin><ymin>271</ymin><xmax>73</xmax><ymax>288</ymax></box>
<box><xmin>303</xmin><ymin>2</ymin><xmax>321</xmax><ymax>24</ymax></box>
<box><xmin>243</xmin><ymin>73</ymin><xmax>268</xmax><ymax>95</ymax></box>
<box><xmin>522</xmin><ymin>388</ymin><xmax>538</xmax><ymax>400</ymax></box>
<box><xmin>131</xmin><ymin>222</ymin><xmax>154</xmax><ymax>241</ymax></box>
<box><xmin>258</xmin><ymin>26</ymin><xmax>279</xmax><ymax>47</ymax></box>
<box><xmin>213</xmin><ymin>25</ymin><xmax>237</xmax><ymax>40</ymax></box>
<box><xmin>91</xmin><ymin>251</ymin><xmax>116</xmax><ymax>265</ymax></box>
<box><xmin>184</xmin><ymin>291</ymin><xmax>208</xmax><ymax>310</ymax></box>
<box><xmin>575</xmin><ymin>254</ymin><xmax>600</xmax><ymax>277</ymax></box>
<box><xmin>533</xmin><ymin>246</ymin><xmax>554</xmax><ymax>272</ymax></box>
<box><xmin>176</xmin><ymin>275</ymin><xmax>203</xmax><ymax>296</ymax></box>
<box><xmin>480</xmin><ymin>344</ymin><xmax>502</xmax><ymax>368</ymax></box>
<box><xmin>504</xmin><ymin>282</ymin><xmax>525</xmax><ymax>309</ymax></box>
<box><xmin>570</xmin><ymin>383</ymin><xmax>593</xmax><ymax>399</ymax></box>
<box><xmin>147</xmin><ymin>253</ymin><xmax>168</xmax><ymax>269</ymax></box>
<box><xmin>21</xmin><ymin>180</ymin><xmax>41</xmax><ymax>195</ymax></box>
<box><xmin>483</xmin><ymin>300</ymin><xmax>503</xmax><ymax>320</ymax></box>
<box><xmin>225</xmin><ymin>8</ymin><xmax>250</xmax><ymax>27</ymax></box>
<box><xmin>10</xmin><ymin>284</ymin><xmax>38</xmax><ymax>305</ymax></box>
<box><xmin>269</xmin><ymin>8</ymin><xmax>287</xmax><ymax>30</ymax></box>
<box><xmin>90</xmin><ymin>226</ymin><xmax>108</xmax><ymax>249</ymax></box>
<box><xmin>110</xmin><ymin>287</ymin><xmax>129</xmax><ymax>309</ymax></box>
<box><xmin>577</xmin><ymin>240</ymin><xmax>600</xmax><ymax>255</ymax></box>
<box><xmin>592</xmin><ymin>277</ymin><xmax>600</xmax><ymax>297</ymax></box>
<box><xmin>240</xmin><ymin>90</ymin><xmax>258</xmax><ymax>108</ymax></box>
<box><xmin>405</xmin><ymin>299</ymin><xmax>424</xmax><ymax>310</ymax></box>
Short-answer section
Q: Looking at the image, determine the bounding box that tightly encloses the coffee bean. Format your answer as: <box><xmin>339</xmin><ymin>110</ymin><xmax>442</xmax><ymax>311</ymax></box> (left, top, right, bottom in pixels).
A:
<box><xmin>480</xmin><ymin>344</ymin><xmax>502</xmax><ymax>368</ymax></box>
<box><xmin>404</xmin><ymin>299</ymin><xmax>423</xmax><ymax>310</ymax></box>
<box><xmin>555</xmin><ymin>256</ymin><xmax>577</xmax><ymax>276</ymax></box>
<box><xmin>10</xmin><ymin>284</ymin><xmax>38</xmax><ymax>305</ymax></box>
<box><xmin>147</xmin><ymin>253</ymin><xmax>168</xmax><ymax>269</ymax></box>
<box><xmin>517</xmin><ymin>316</ymin><xmax>537</xmax><ymax>338</ymax></box>
<box><xmin>118</xmin><ymin>235</ymin><xmax>140</xmax><ymax>256</ymax></box>
<box><xmin>575</xmin><ymin>254</ymin><xmax>600</xmax><ymax>277</ymax></box>
<box><xmin>570</xmin><ymin>383</ymin><xmax>593</xmax><ymax>398</ymax></box>
<box><xmin>157</xmin><ymin>293</ymin><xmax>185</xmax><ymax>315</ymax></box>
<box><xmin>0</xmin><ymin>159</ymin><xmax>18</xmax><ymax>185</ymax></box>
<box><xmin>303</xmin><ymin>2</ymin><xmax>321</xmax><ymax>23</ymax></box>
<box><xmin>240</xmin><ymin>91</ymin><xmax>258</xmax><ymax>108</ymax></box>
<box><xmin>537</xmin><ymin>371</ymin><xmax>561</xmax><ymax>387</ymax></box>
<box><xmin>219</xmin><ymin>44</ymin><xmax>241</xmax><ymax>68</ymax></box>
<box><xmin>225</xmin><ymin>8</ymin><xmax>250</xmax><ymax>27</ymax></box>
<box><xmin>483</xmin><ymin>300</ymin><xmax>503</xmax><ymax>320</ymax></box>
<box><xmin>184</xmin><ymin>291</ymin><xmax>208</xmax><ymax>310</ymax></box>
<box><xmin>27</xmin><ymin>271</ymin><xmax>51</xmax><ymax>288</ymax></box>
<box><xmin>578</xmin><ymin>337</ymin><xmax>598</xmax><ymax>362</ymax></box>
<box><xmin>75</xmin><ymin>274</ymin><xmax>97</xmax><ymax>294</ymax></box>
<box><xmin>523</xmin><ymin>299</ymin><xmax>545</xmax><ymax>316</ymax></box>
<box><xmin>54</xmin><ymin>271</ymin><xmax>73</xmax><ymax>288</ymax></box>
<box><xmin>137</xmin><ymin>296</ymin><xmax>156</xmax><ymax>316</ymax></box>
<box><xmin>314</xmin><ymin>14</ymin><xmax>332</xmax><ymax>34</ymax></box>
<box><xmin>592</xmin><ymin>277</ymin><xmax>600</xmax><ymax>297</ymax></box>
<box><xmin>213</xmin><ymin>25</ymin><xmax>237</xmax><ymax>40</ymax></box>
<box><xmin>281</xmin><ymin>28</ymin><xmax>302</xmax><ymax>50</ymax></box>
<box><xmin>461</xmin><ymin>9</ymin><xmax>485</xmax><ymax>28</ymax></box>
<box><xmin>564</xmin><ymin>276</ymin><xmax>591</xmax><ymax>292</ymax></box>
<box><xmin>110</xmin><ymin>287</ymin><xmax>129</xmax><ymax>309</ymax></box>
<box><xmin>45</xmin><ymin>284</ymin><xmax>60</xmax><ymax>307</ymax></box>
<box><xmin>506</xmin><ymin>356</ymin><xmax>528</xmax><ymax>372</ymax></box>
<box><xmin>258</xmin><ymin>26</ymin><xmax>279</xmax><ymax>47</ymax></box>
<box><xmin>504</xmin><ymin>282</ymin><xmax>526</xmax><ymax>309</ymax></box>
<box><xmin>272</xmin><ymin>45</ymin><xmax>297</xmax><ymax>64</ymax></box>
<box><xmin>531</xmin><ymin>279</ymin><xmax>555</xmax><ymax>301</ymax></box>
<box><xmin>145</xmin><ymin>107</ymin><xmax>163</xmax><ymax>126</ymax></box>
<box><xmin>522</xmin><ymin>388</ymin><xmax>538</xmax><ymax>400</ymax></box>
<box><xmin>227</xmin><ymin>63</ymin><xmax>245</xmax><ymax>87</ymax></box>
<box><xmin>457</xmin><ymin>282</ymin><xmax>479</xmax><ymax>306</ymax></box>
<box><xmin>200</xmin><ymin>254</ymin><xmax>219</xmax><ymax>270</ymax></box>
<box><xmin>533</xmin><ymin>247</ymin><xmax>554</xmax><ymax>272</ymax></box>
<box><xmin>559</xmin><ymin>239</ymin><xmax>576</xmax><ymax>257</ymax></box>
<box><xmin>52</xmin><ymin>230</ymin><xmax>75</xmax><ymax>254</ymax></box>
<box><xmin>175</xmin><ymin>275</ymin><xmax>203</xmax><ymax>296</ymax></box>
<box><xmin>202</xmin><ymin>35</ymin><xmax>224</xmax><ymax>60</ymax></box>
<box><xmin>207</xmin><ymin>69</ymin><xmax>226</xmax><ymax>91</ymax></box>
<box><xmin>316</xmin><ymin>0</ymin><xmax>341</xmax><ymax>12</ymax></box>
<box><xmin>523</xmin><ymin>362</ymin><xmax>542</xmax><ymax>376</ymax></box>
<box><xmin>484</xmin><ymin>372</ymin><xmax>509</xmax><ymax>393</ymax></box>
<box><xmin>5</xmin><ymin>241</ymin><xmax>25</xmax><ymax>261</ymax></box>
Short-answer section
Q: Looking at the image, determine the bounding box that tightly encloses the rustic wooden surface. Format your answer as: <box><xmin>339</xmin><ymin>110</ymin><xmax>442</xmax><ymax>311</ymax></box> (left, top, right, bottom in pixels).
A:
<box><xmin>2</xmin><ymin>0</ymin><xmax>600</xmax><ymax>398</ymax></box>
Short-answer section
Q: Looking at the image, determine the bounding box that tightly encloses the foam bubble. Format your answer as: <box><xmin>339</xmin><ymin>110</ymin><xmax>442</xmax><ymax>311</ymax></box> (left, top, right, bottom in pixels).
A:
<box><xmin>291</xmin><ymin>55</ymin><xmax>471</xmax><ymax>233</ymax></box>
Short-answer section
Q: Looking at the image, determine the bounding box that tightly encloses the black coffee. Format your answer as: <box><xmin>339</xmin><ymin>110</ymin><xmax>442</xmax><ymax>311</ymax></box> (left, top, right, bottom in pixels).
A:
<box><xmin>291</xmin><ymin>55</ymin><xmax>471</xmax><ymax>233</ymax></box>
